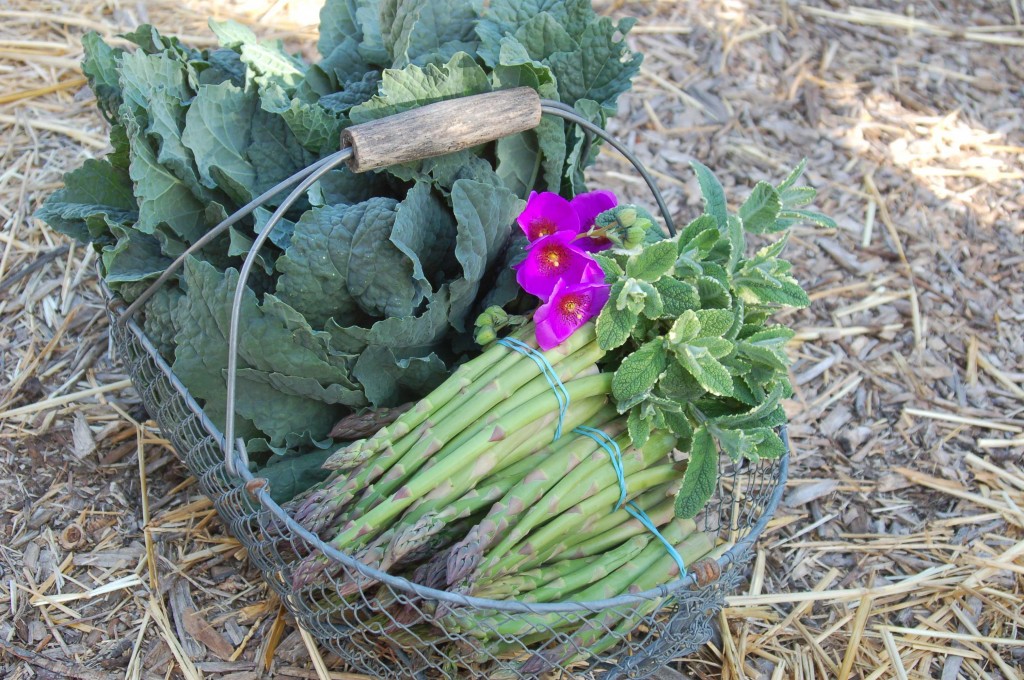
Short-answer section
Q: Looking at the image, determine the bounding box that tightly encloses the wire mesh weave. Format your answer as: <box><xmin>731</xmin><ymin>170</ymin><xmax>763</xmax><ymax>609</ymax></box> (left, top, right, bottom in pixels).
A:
<box><xmin>105</xmin><ymin>292</ymin><xmax>787</xmax><ymax>678</ymax></box>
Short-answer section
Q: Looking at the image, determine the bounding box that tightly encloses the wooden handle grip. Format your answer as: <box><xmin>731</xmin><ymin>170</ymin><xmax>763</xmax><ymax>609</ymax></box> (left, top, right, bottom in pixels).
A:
<box><xmin>343</xmin><ymin>87</ymin><xmax>542</xmax><ymax>173</ymax></box>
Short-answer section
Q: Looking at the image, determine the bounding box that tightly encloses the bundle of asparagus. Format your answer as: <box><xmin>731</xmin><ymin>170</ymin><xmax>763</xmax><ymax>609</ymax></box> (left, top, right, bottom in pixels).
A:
<box><xmin>281</xmin><ymin>321</ymin><xmax>714</xmax><ymax>670</ymax></box>
<box><xmin>285</xmin><ymin>323</ymin><xmax>713</xmax><ymax>595</ymax></box>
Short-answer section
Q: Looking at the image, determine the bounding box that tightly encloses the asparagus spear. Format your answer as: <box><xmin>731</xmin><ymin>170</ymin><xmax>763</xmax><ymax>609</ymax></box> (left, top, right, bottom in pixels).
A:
<box><xmin>290</xmin><ymin>376</ymin><xmax>614</xmax><ymax>589</ymax></box>
<box><xmin>350</xmin><ymin>342</ymin><xmax>603</xmax><ymax>517</ymax></box>
<box><xmin>446</xmin><ymin>513</ymin><xmax>694</xmax><ymax>639</ymax></box>
<box><xmin>520</xmin><ymin>528</ymin><xmax>716</xmax><ymax>674</ymax></box>
<box><xmin>465</xmin><ymin>432</ymin><xmax>676</xmax><ymax>585</ymax></box>
<box><xmin>443</xmin><ymin>419</ymin><xmax>629</xmax><ymax>585</ymax></box>
<box><xmin>296</xmin><ymin>327</ymin><xmax>600</xmax><ymax>532</ymax></box>
<box><xmin>395</xmin><ymin>397</ymin><xmax>611</xmax><ymax>529</ymax></box>
<box><xmin>334</xmin><ymin>375</ymin><xmax>612</xmax><ymax>545</ymax></box>
<box><xmin>468</xmin><ymin>541</ymin><xmax>632</xmax><ymax>601</ymax></box>
<box><xmin>478</xmin><ymin>464</ymin><xmax>680</xmax><ymax>588</ymax></box>
<box><xmin>333</xmin><ymin>323</ymin><xmax>536</xmax><ymax>465</ymax></box>
<box><xmin>521</xmin><ymin>533</ymin><xmax>651</xmax><ymax>603</ymax></box>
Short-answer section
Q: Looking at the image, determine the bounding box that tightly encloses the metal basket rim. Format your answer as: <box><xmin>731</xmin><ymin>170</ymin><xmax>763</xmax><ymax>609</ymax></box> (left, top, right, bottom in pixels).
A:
<box><xmin>106</xmin><ymin>289</ymin><xmax>789</xmax><ymax>614</ymax></box>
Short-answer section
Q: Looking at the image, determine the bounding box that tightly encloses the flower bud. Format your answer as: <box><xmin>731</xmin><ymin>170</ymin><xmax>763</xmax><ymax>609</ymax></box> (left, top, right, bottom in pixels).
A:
<box><xmin>617</xmin><ymin>207</ymin><xmax>637</xmax><ymax>227</ymax></box>
<box><xmin>623</xmin><ymin>225</ymin><xmax>647</xmax><ymax>250</ymax></box>
<box><xmin>475</xmin><ymin>326</ymin><xmax>497</xmax><ymax>346</ymax></box>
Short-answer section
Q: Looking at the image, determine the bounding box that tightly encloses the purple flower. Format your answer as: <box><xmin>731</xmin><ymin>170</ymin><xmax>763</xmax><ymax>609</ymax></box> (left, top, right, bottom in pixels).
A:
<box><xmin>515</xmin><ymin>232</ymin><xmax>604</xmax><ymax>299</ymax></box>
<box><xmin>535</xmin><ymin>279</ymin><xmax>611</xmax><ymax>350</ymax></box>
<box><xmin>571</xmin><ymin>190</ymin><xmax>617</xmax><ymax>251</ymax></box>
<box><xmin>517</xmin><ymin>191</ymin><xmax>580</xmax><ymax>242</ymax></box>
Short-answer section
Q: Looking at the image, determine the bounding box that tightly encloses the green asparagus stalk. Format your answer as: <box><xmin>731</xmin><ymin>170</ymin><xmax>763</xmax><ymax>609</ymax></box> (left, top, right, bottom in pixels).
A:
<box><xmin>370</xmin><ymin>399</ymin><xmax>615</xmax><ymax>574</ymax></box>
<box><xmin>444</xmin><ymin>419</ymin><xmax>629</xmax><ymax>584</ymax></box>
<box><xmin>560</xmin><ymin>494</ymin><xmax>681</xmax><ymax>560</ymax></box>
<box><xmin>446</xmin><ymin>514</ymin><xmax>695</xmax><ymax>639</ymax></box>
<box><xmin>521</xmin><ymin>534</ymin><xmax>651</xmax><ymax>603</ymax></box>
<box><xmin>466</xmin><ymin>432</ymin><xmax>676</xmax><ymax>585</ymax></box>
<box><xmin>468</xmin><ymin>543</ymin><xmax>626</xmax><ymax>600</ymax></box>
<box><xmin>335</xmin><ymin>323</ymin><xmax>536</xmax><ymax>464</ymax></box>
<box><xmin>333</xmin><ymin>375</ymin><xmax>612</xmax><ymax>546</ymax></box>
<box><xmin>351</xmin><ymin>335</ymin><xmax>603</xmax><ymax>515</ymax></box>
<box><xmin>363</xmin><ymin>323</ymin><xmax>596</xmax><ymax>475</ymax></box>
<box><xmin>395</xmin><ymin>397</ymin><xmax>611</xmax><ymax>529</ymax></box>
<box><xmin>473</xmin><ymin>403</ymin><xmax>619</xmax><ymax>491</ymax></box>
<box><xmin>476</xmin><ymin>460</ymin><xmax>680</xmax><ymax>585</ymax></box>
<box><xmin>290</xmin><ymin>375</ymin><xmax>613</xmax><ymax>589</ymax></box>
<box><xmin>520</xmin><ymin>528</ymin><xmax>716</xmax><ymax>673</ymax></box>
<box><xmin>296</xmin><ymin>327</ymin><xmax>599</xmax><ymax>532</ymax></box>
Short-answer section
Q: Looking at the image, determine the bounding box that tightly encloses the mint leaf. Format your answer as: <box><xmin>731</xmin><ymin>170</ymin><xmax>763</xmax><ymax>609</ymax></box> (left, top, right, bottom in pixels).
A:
<box><xmin>695</xmin><ymin>308</ymin><xmax>736</xmax><ymax>338</ymax></box>
<box><xmin>668</xmin><ymin>310</ymin><xmax>701</xmax><ymax>345</ymax></box>
<box><xmin>654</xmin><ymin>277</ymin><xmax>700</xmax><ymax>317</ymax></box>
<box><xmin>675</xmin><ymin>426</ymin><xmax>718</xmax><ymax>519</ymax></box>
<box><xmin>658</xmin><ymin>362</ymin><xmax>705</xmax><ymax>403</ymax></box>
<box><xmin>750</xmin><ymin>427</ymin><xmax>787</xmax><ymax>459</ymax></box>
<box><xmin>593</xmin><ymin>253</ymin><xmax>624</xmax><ymax>279</ymax></box>
<box><xmin>625</xmin><ymin>238</ymin><xmax>677</xmax><ymax>282</ymax></box>
<box><xmin>675</xmin><ymin>342</ymin><xmax>734</xmax><ymax>397</ymax></box>
<box><xmin>627</xmin><ymin>407</ymin><xmax>652</xmax><ymax>449</ymax></box>
<box><xmin>690</xmin><ymin>337</ymin><xmax>733</xmax><ymax>359</ymax></box>
<box><xmin>696</xmin><ymin>275</ymin><xmax>732</xmax><ymax>309</ymax></box>
<box><xmin>707</xmin><ymin>425</ymin><xmax>755</xmax><ymax>463</ymax></box>
<box><xmin>777</xmin><ymin>208</ymin><xmax>837</xmax><ymax>229</ymax></box>
<box><xmin>736</xmin><ymin>326</ymin><xmax>794</xmax><ymax>371</ymax></box>
<box><xmin>739</xmin><ymin>181</ymin><xmax>781</xmax><ymax>234</ymax></box>
<box><xmin>596</xmin><ymin>300</ymin><xmax>636</xmax><ymax>351</ymax></box>
<box><xmin>690</xmin><ymin>160</ymin><xmax>728</xmax><ymax>230</ymax></box>
<box><xmin>611</xmin><ymin>338</ymin><xmax>666</xmax><ymax>406</ymax></box>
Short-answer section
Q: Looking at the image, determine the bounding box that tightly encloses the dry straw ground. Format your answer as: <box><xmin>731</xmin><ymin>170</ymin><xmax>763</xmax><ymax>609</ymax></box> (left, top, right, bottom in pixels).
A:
<box><xmin>1</xmin><ymin>0</ymin><xmax>1022</xmax><ymax>678</ymax></box>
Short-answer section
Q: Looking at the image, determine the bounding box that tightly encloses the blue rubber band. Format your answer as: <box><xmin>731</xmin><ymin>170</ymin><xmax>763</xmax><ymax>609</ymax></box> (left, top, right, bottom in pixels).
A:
<box><xmin>497</xmin><ymin>337</ymin><xmax>569</xmax><ymax>440</ymax></box>
<box><xmin>573</xmin><ymin>425</ymin><xmax>687</xmax><ymax>576</ymax></box>
<box><xmin>573</xmin><ymin>426</ymin><xmax>627</xmax><ymax>511</ymax></box>
<box><xmin>625</xmin><ymin>501</ymin><xmax>687</xmax><ymax>576</ymax></box>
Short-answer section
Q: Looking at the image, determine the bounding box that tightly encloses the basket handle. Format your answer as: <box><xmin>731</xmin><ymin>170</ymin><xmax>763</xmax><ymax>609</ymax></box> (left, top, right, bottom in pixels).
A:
<box><xmin>344</xmin><ymin>87</ymin><xmax>542</xmax><ymax>172</ymax></box>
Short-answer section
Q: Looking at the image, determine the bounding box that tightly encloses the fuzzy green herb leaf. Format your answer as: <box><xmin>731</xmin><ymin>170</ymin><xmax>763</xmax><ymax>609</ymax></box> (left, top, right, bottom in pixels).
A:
<box><xmin>625</xmin><ymin>238</ymin><xmax>677</xmax><ymax>282</ymax></box>
<box><xmin>675</xmin><ymin>425</ymin><xmax>718</xmax><ymax>519</ymax></box>
<box><xmin>611</xmin><ymin>338</ymin><xmax>666</xmax><ymax>407</ymax></box>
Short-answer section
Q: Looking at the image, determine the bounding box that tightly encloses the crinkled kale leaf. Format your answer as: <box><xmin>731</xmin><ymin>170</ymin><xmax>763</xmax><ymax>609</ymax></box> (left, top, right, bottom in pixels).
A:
<box><xmin>35</xmin><ymin>0</ymin><xmax>642</xmax><ymax>500</ymax></box>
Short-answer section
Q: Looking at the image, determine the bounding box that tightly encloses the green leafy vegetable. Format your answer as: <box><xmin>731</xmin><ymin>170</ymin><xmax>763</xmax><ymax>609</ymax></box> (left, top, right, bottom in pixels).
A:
<box><xmin>36</xmin><ymin>1</ymin><xmax>642</xmax><ymax>501</ymax></box>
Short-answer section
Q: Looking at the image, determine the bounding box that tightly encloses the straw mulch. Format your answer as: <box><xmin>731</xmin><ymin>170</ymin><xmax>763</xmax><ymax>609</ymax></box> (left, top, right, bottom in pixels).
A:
<box><xmin>1</xmin><ymin>0</ymin><xmax>1021</xmax><ymax>678</ymax></box>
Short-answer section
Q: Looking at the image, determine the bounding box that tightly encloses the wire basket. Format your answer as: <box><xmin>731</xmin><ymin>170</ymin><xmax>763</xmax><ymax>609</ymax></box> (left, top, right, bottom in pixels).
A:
<box><xmin>104</xmin><ymin>89</ymin><xmax>789</xmax><ymax>679</ymax></box>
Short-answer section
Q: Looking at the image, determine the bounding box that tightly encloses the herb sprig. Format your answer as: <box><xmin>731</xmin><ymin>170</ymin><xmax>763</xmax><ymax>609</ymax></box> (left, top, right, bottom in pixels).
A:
<box><xmin>594</xmin><ymin>160</ymin><xmax>834</xmax><ymax>518</ymax></box>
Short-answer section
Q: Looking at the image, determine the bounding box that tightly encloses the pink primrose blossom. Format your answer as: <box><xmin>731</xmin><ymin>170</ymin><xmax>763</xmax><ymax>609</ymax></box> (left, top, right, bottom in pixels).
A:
<box><xmin>517</xmin><ymin>191</ymin><xmax>580</xmax><ymax>242</ymax></box>
<box><xmin>515</xmin><ymin>231</ymin><xmax>604</xmax><ymax>299</ymax></box>
<box><xmin>534</xmin><ymin>279</ymin><xmax>611</xmax><ymax>350</ymax></box>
